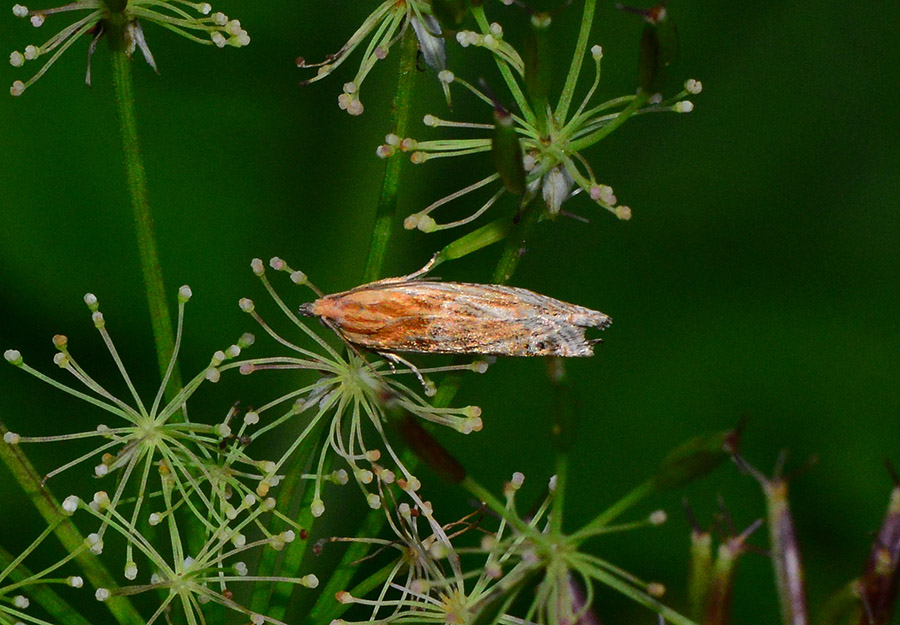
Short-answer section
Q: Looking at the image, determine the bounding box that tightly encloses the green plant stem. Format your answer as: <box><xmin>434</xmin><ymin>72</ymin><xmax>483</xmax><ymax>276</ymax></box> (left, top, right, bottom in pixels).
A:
<box><xmin>432</xmin><ymin>217</ymin><xmax>513</xmax><ymax>268</ymax></box>
<box><xmin>302</xmin><ymin>205</ymin><xmax>544</xmax><ymax>623</ymax></box>
<box><xmin>0</xmin><ymin>419</ymin><xmax>143</xmax><ymax>625</ymax></box>
<box><xmin>306</xmin><ymin>30</ymin><xmax>553</xmax><ymax>625</ymax></box>
<box><xmin>570</xmin><ymin>479</ymin><xmax>655</xmax><ymax>544</ymax></box>
<box><xmin>362</xmin><ymin>30</ymin><xmax>419</xmax><ymax>283</ymax></box>
<box><xmin>110</xmin><ymin>47</ymin><xmax>181</xmax><ymax>399</ymax></box>
<box><xmin>568</xmin><ymin>92</ymin><xmax>649</xmax><ymax>152</ymax></box>
<box><xmin>547</xmin><ymin>358</ymin><xmax>576</xmax><ymax>536</ymax></box>
<box><xmin>270</xmin><ymin>447</ymin><xmax>332</xmax><ymax>621</ymax></box>
<box><xmin>550</xmin><ymin>441</ymin><xmax>569</xmax><ymax>535</ymax></box>
<box><xmin>555</xmin><ymin>0</ymin><xmax>598</xmax><ymax>121</ymax></box>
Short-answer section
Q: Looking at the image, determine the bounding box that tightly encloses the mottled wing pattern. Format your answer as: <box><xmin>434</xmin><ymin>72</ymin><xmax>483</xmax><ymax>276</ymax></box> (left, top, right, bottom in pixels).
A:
<box><xmin>305</xmin><ymin>281</ymin><xmax>611</xmax><ymax>357</ymax></box>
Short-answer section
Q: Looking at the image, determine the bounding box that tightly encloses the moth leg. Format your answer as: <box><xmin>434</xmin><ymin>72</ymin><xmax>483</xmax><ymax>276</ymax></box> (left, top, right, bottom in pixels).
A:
<box><xmin>361</xmin><ymin>254</ymin><xmax>441</xmax><ymax>288</ymax></box>
<box><xmin>401</xmin><ymin>253</ymin><xmax>440</xmax><ymax>281</ymax></box>
<box><xmin>379</xmin><ymin>352</ymin><xmax>435</xmax><ymax>396</ymax></box>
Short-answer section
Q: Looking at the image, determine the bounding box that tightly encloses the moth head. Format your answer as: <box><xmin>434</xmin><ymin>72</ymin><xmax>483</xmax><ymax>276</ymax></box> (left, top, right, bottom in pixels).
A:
<box><xmin>297</xmin><ymin>302</ymin><xmax>316</xmax><ymax>317</ymax></box>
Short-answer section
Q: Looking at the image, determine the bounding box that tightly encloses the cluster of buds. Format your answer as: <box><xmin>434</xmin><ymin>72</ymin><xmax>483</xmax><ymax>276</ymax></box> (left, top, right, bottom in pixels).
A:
<box><xmin>297</xmin><ymin>0</ymin><xmax>447</xmax><ymax>116</ymax></box>
<box><xmin>8</xmin><ymin>0</ymin><xmax>248</xmax><ymax>96</ymax></box>
<box><xmin>376</xmin><ymin>14</ymin><xmax>702</xmax><ymax>232</ymax></box>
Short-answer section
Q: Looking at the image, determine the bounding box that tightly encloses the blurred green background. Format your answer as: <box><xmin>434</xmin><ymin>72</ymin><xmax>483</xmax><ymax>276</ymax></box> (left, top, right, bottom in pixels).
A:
<box><xmin>1</xmin><ymin>0</ymin><xmax>899</xmax><ymax>623</ymax></box>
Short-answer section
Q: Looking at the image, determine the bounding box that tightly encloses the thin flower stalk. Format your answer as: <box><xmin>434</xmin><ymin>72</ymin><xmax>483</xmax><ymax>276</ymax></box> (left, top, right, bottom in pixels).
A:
<box><xmin>739</xmin><ymin>453</ymin><xmax>810</xmax><ymax>625</ymax></box>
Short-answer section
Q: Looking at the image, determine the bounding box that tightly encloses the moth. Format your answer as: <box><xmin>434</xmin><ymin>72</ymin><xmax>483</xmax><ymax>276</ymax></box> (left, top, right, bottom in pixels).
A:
<box><xmin>298</xmin><ymin>258</ymin><xmax>611</xmax><ymax>364</ymax></box>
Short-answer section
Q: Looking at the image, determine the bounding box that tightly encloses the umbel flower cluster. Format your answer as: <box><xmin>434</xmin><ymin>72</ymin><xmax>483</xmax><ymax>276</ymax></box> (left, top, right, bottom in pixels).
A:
<box><xmin>380</xmin><ymin>22</ymin><xmax>701</xmax><ymax>232</ymax></box>
<box><xmin>8</xmin><ymin>0</ymin><xmax>249</xmax><ymax>96</ymax></box>
<box><xmin>0</xmin><ymin>262</ymin><xmax>488</xmax><ymax>623</ymax></box>
<box><xmin>1</xmin><ymin>286</ymin><xmax>318</xmax><ymax>624</ymax></box>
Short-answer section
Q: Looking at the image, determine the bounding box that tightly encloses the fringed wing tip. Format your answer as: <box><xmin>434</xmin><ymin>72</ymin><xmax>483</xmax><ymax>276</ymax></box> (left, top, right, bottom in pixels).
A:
<box><xmin>584</xmin><ymin>311</ymin><xmax>612</xmax><ymax>330</ymax></box>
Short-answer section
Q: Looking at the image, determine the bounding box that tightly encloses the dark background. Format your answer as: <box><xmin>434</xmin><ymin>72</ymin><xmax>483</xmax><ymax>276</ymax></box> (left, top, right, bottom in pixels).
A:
<box><xmin>1</xmin><ymin>1</ymin><xmax>899</xmax><ymax>623</ymax></box>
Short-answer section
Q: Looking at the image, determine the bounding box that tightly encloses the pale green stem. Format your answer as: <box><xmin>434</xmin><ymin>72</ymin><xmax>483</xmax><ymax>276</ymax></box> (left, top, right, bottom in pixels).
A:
<box><xmin>362</xmin><ymin>29</ymin><xmax>419</xmax><ymax>282</ymax></box>
<box><xmin>567</xmin><ymin>92</ymin><xmax>650</xmax><ymax>153</ymax></box>
<box><xmin>569</xmin><ymin>479</ymin><xmax>655</xmax><ymax>544</ymax></box>
<box><xmin>555</xmin><ymin>0</ymin><xmax>598</xmax><ymax>122</ymax></box>
<box><xmin>110</xmin><ymin>46</ymin><xmax>182</xmax><ymax>402</ymax></box>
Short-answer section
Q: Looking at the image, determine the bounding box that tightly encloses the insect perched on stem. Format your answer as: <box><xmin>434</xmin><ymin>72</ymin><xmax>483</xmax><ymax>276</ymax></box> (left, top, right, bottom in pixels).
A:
<box><xmin>298</xmin><ymin>257</ymin><xmax>611</xmax><ymax>373</ymax></box>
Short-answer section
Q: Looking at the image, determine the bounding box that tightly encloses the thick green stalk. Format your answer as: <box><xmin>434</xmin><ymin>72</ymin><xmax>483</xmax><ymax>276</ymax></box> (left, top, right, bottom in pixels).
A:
<box><xmin>547</xmin><ymin>358</ymin><xmax>576</xmax><ymax>535</ymax></box>
<box><xmin>362</xmin><ymin>30</ymin><xmax>419</xmax><ymax>283</ymax></box>
<box><xmin>306</xmin><ymin>24</ymin><xmax>556</xmax><ymax>625</ymax></box>
<box><xmin>555</xmin><ymin>0</ymin><xmax>598</xmax><ymax>121</ymax></box>
<box><xmin>0</xmin><ymin>419</ymin><xmax>143</xmax><ymax>625</ymax></box>
<box><xmin>110</xmin><ymin>47</ymin><xmax>182</xmax><ymax>399</ymax></box>
<box><xmin>491</xmin><ymin>202</ymin><xmax>543</xmax><ymax>284</ymax></box>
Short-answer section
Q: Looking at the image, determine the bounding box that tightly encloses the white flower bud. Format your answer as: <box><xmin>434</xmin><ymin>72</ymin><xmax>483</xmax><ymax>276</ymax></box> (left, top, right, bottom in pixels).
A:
<box><xmin>301</xmin><ymin>574</ymin><xmax>319</xmax><ymax>588</ymax></box>
<box><xmin>62</xmin><ymin>495</ymin><xmax>80</xmax><ymax>514</ymax></box>
<box><xmin>124</xmin><ymin>561</ymin><xmax>138</xmax><ymax>580</ymax></box>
